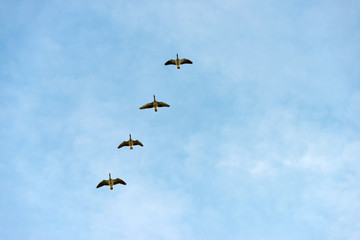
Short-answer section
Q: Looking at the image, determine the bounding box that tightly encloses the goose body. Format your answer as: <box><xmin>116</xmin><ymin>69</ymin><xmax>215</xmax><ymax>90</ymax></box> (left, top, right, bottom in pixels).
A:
<box><xmin>96</xmin><ymin>173</ymin><xmax>126</xmax><ymax>190</ymax></box>
<box><xmin>139</xmin><ymin>95</ymin><xmax>170</xmax><ymax>112</ymax></box>
<box><xmin>165</xmin><ymin>54</ymin><xmax>192</xmax><ymax>69</ymax></box>
<box><xmin>118</xmin><ymin>134</ymin><xmax>143</xmax><ymax>150</ymax></box>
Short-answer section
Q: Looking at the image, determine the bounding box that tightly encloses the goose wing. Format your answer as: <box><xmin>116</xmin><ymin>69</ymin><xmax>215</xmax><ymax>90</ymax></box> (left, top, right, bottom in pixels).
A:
<box><xmin>139</xmin><ymin>102</ymin><xmax>154</xmax><ymax>110</ymax></box>
<box><xmin>157</xmin><ymin>102</ymin><xmax>170</xmax><ymax>107</ymax></box>
<box><xmin>133</xmin><ymin>140</ymin><xmax>143</xmax><ymax>147</ymax></box>
<box><xmin>165</xmin><ymin>59</ymin><xmax>176</xmax><ymax>65</ymax></box>
<box><xmin>118</xmin><ymin>141</ymin><xmax>129</xmax><ymax>149</ymax></box>
<box><xmin>113</xmin><ymin>178</ymin><xmax>127</xmax><ymax>186</ymax></box>
<box><xmin>180</xmin><ymin>58</ymin><xmax>193</xmax><ymax>64</ymax></box>
<box><xmin>96</xmin><ymin>180</ymin><xmax>109</xmax><ymax>188</ymax></box>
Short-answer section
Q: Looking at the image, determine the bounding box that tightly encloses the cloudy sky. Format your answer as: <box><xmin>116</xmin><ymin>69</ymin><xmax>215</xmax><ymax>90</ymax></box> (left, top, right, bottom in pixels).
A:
<box><xmin>1</xmin><ymin>0</ymin><xmax>360</xmax><ymax>239</ymax></box>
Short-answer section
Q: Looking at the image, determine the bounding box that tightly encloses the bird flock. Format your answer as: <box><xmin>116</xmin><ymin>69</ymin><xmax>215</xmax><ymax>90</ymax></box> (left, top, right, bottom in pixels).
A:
<box><xmin>96</xmin><ymin>54</ymin><xmax>193</xmax><ymax>190</ymax></box>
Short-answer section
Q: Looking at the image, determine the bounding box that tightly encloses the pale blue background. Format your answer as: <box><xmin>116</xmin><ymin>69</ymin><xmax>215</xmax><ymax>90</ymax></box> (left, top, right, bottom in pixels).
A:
<box><xmin>1</xmin><ymin>0</ymin><xmax>360</xmax><ymax>239</ymax></box>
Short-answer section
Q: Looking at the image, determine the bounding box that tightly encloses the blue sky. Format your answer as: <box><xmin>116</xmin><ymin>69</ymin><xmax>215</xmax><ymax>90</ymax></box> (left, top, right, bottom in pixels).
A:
<box><xmin>1</xmin><ymin>0</ymin><xmax>360</xmax><ymax>239</ymax></box>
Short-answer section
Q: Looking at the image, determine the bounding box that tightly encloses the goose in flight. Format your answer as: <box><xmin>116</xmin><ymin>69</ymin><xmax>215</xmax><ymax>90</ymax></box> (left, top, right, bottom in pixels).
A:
<box><xmin>118</xmin><ymin>134</ymin><xmax>143</xmax><ymax>150</ymax></box>
<box><xmin>165</xmin><ymin>54</ymin><xmax>192</xmax><ymax>69</ymax></box>
<box><xmin>139</xmin><ymin>95</ymin><xmax>170</xmax><ymax>112</ymax></box>
<box><xmin>96</xmin><ymin>173</ymin><xmax>126</xmax><ymax>190</ymax></box>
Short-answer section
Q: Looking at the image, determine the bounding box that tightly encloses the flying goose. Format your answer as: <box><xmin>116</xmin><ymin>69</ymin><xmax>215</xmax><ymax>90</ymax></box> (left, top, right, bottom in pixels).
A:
<box><xmin>165</xmin><ymin>54</ymin><xmax>192</xmax><ymax>69</ymax></box>
<box><xmin>96</xmin><ymin>173</ymin><xmax>126</xmax><ymax>190</ymax></box>
<box><xmin>118</xmin><ymin>134</ymin><xmax>143</xmax><ymax>150</ymax></box>
<box><xmin>139</xmin><ymin>95</ymin><xmax>170</xmax><ymax>112</ymax></box>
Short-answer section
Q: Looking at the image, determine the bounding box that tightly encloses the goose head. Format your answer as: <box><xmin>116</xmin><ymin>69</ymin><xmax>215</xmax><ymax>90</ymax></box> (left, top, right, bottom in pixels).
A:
<box><xmin>129</xmin><ymin>134</ymin><xmax>132</xmax><ymax>140</ymax></box>
<box><xmin>109</xmin><ymin>173</ymin><xmax>111</xmax><ymax>179</ymax></box>
<box><xmin>153</xmin><ymin>95</ymin><xmax>156</xmax><ymax>101</ymax></box>
<box><xmin>176</xmin><ymin>53</ymin><xmax>178</xmax><ymax>59</ymax></box>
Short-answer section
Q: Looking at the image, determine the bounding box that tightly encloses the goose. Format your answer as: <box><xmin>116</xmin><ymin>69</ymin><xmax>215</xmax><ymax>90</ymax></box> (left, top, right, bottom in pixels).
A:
<box><xmin>96</xmin><ymin>173</ymin><xmax>126</xmax><ymax>190</ymax></box>
<box><xmin>139</xmin><ymin>95</ymin><xmax>170</xmax><ymax>112</ymax></box>
<box><xmin>118</xmin><ymin>134</ymin><xmax>143</xmax><ymax>150</ymax></box>
<box><xmin>165</xmin><ymin>54</ymin><xmax>192</xmax><ymax>69</ymax></box>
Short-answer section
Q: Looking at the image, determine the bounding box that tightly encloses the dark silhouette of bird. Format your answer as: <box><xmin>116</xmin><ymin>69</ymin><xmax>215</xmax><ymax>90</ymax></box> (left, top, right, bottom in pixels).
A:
<box><xmin>139</xmin><ymin>95</ymin><xmax>170</xmax><ymax>112</ymax></box>
<box><xmin>165</xmin><ymin>54</ymin><xmax>192</xmax><ymax>69</ymax></box>
<box><xmin>96</xmin><ymin>173</ymin><xmax>126</xmax><ymax>190</ymax></box>
<box><xmin>117</xmin><ymin>134</ymin><xmax>143</xmax><ymax>150</ymax></box>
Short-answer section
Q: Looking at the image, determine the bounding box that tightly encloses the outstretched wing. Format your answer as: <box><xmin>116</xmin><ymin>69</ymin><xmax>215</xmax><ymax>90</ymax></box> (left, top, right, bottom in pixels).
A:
<box><xmin>180</xmin><ymin>58</ymin><xmax>193</xmax><ymax>64</ymax></box>
<box><xmin>157</xmin><ymin>102</ymin><xmax>170</xmax><ymax>107</ymax></box>
<box><xmin>139</xmin><ymin>102</ymin><xmax>154</xmax><ymax>110</ymax></box>
<box><xmin>118</xmin><ymin>141</ymin><xmax>129</xmax><ymax>149</ymax></box>
<box><xmin>113</xmin><ymin>178</ymin><xmax>127</xmax><ymax>186</ymax></box>
<box><xmin>133</xmin><ymin>140</ymin><xmax>143</xmax><ymax>147</ymax></box>
<box><xmin>165</xmin><ymin>59</ymin><xmax>176</xmax><ymax>65</ymax></box>
<box><xmin>96</xmin><ymin>180</ymin><xmax>109</xmax><ymax>188</ymax></box>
